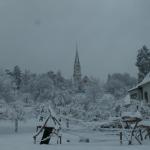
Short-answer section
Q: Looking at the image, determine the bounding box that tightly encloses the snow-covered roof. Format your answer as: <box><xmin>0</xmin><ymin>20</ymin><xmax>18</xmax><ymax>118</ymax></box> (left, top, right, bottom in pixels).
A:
<box><xmin>138</xmin><ymin>72</ymin><xmax>150</xmax><ymax>86</ymax></box>
<box><xmin>128</xmin><ymin>72</ymin><xmax>150</xmax><ymax>92</ymax></box>
<box><xmin>121</xmin><ymin>111</ymin><xmax>142</xmax><ymax>119</ymax></box>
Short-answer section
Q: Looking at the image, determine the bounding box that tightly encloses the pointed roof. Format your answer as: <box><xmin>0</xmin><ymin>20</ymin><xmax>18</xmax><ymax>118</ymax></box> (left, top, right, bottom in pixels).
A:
<box><xmin>128</xmin><ymin>72</ymin><xmax>150</xmax><ymax>92</ymax></box>
<box><xmin>74</xmin><ymin>42</ymin><xmax>80</xmax><ymax>65</ymax></box>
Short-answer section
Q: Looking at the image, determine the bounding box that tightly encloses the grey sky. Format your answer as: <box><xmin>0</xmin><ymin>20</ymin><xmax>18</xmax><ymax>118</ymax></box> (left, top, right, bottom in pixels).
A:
<box><xmin>0</xmin><ymin>0</ymin><xmax>150</xmax><ymax>80</ymax></box>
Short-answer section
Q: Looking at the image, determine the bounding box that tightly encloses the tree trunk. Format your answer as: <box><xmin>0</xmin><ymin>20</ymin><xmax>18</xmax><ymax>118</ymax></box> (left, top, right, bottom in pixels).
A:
<box><xmin>15</xmin><ymin>119</ymin><xmax>18</xmax><ymax>133</ymax></box>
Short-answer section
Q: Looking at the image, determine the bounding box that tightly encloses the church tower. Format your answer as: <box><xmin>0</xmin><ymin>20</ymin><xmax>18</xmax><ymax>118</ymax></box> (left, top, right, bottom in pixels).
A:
<box><xmin>73</xmin><ymin>43</ymin><xmax>82</xmax><ymax>90</ymax></box>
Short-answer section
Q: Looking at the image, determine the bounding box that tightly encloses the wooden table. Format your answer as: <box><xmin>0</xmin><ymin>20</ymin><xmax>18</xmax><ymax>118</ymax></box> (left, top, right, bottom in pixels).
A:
<box><xmin>120</xmin><ymin>116</ymin><xmax>142</xmax><ymax>145</ymax></box>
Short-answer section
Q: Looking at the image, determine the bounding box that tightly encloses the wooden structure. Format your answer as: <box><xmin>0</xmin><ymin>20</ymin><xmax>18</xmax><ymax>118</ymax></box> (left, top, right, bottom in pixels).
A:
<box><xmin>33</xmin><ymin>111</ymin><xmax>61</xmax><ymax>145</ymax></box>
<box><xmin>120</xmin><ymin>113</ymin><xmax>143</xmax><ymax>145</ymax></box>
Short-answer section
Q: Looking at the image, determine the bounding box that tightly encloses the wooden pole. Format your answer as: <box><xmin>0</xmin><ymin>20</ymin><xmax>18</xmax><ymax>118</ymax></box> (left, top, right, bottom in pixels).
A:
<box><xmin>59</xmin><ymin>136</ymin><xmax>62</xmax><ymax>144</ymax></box>
<box><xmin>120</xmin><ymin>132</ymin><xmax>122</xmax><ymax>145</ymax></box>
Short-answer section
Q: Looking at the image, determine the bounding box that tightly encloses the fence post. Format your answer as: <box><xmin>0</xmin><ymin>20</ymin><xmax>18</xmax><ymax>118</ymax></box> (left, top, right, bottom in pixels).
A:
<box><xmin>59</xmin><ymin>136</ymin><xmax>62</xmax><ymax>144</ymax></box>
<box><xmin>120</xmin><ymin>132</ymin><xmax>122</xmax><ymax>145</ymax></box>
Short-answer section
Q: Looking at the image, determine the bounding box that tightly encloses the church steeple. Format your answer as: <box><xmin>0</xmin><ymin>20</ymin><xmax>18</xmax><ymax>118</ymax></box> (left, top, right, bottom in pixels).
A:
<box><xmin>74</xmin><ymin>43</ymin><xmax>80</xmax><ymax>67</ymax></box>
<box><xmin>73</xmin><ymin>43</ymin><xmax>82</xmax><ymax>90</ymax></box>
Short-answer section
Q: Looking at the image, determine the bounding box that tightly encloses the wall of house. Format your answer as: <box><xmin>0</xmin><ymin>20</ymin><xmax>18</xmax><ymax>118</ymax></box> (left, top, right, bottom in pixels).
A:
<box><xmin>142</xmin><ymin>83</ymin><xmax>150</xmax><ymax>103</ymax></box>
<box><xmin>129</xmin><ymin>89</ymin><xmax>140</xmax><ymax>100</ymax></box>
<box><xmin>129</xmin><ymin>83</ymin><xmax>150</xmax><ymax>104</ymax></box>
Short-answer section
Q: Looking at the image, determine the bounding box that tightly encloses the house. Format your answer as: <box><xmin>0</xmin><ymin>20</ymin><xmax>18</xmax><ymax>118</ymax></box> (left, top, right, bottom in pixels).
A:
<box><xmin>128</xmin><ymin>73</ymin><xmax>150</xmax><ymax>104</ymax></box>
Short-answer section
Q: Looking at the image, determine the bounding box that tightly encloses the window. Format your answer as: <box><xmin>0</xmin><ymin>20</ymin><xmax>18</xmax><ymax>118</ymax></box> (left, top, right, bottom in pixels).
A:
<box><xmin>144</xmin><ymin>92</ymin><xmax>148</xmax><ymax>103</ymax></box>
<box><xmin>130</xmin><ymin>93</ymin><xmax>138</xmax><ymax>99</ymax></box>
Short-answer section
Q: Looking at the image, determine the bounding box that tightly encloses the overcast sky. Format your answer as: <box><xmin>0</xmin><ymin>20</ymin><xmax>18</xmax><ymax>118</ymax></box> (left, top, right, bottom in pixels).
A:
<box><xmin>0</xmin><ymin>0</ymin><xmax>150</xmax><ymax>80</ymax></box>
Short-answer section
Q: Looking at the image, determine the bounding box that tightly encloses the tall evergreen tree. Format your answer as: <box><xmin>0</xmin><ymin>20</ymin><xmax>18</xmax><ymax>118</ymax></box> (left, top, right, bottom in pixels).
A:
<box><xmin>136</xmin><ymin>45</ymin><xmax>150</xmax><ymax>83</ymax></box>
<box><xmin>13</xmin><ymin>65</ymin><xmax>22</xmax><ymax>90</ymax></box>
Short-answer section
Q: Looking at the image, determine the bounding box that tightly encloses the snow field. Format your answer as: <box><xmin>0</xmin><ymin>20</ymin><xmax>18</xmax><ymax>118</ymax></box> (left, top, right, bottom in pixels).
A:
<box><xmin>0</xmin><ymin>119</ymin><xmax>150</xmax><ymax>150</ymax></box>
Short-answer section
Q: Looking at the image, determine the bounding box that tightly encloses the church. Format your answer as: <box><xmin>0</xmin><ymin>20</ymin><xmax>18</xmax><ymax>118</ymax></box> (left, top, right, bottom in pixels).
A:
<box><xmin>73</xmin><ymin>44</ymin><xmax>90</xmax><ymax>92</ymax></box>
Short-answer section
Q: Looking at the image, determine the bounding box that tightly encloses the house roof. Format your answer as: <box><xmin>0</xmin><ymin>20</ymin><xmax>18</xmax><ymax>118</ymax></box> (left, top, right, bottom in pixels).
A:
<box><xmin>128</xmin><ymin>72</ymin><xmax>150</xmax><ymax>92</ymax></box>
<box><xmin>138</xmin><ymin>72</ymin><xmax>150</xmax><ymax>86</ymax></box>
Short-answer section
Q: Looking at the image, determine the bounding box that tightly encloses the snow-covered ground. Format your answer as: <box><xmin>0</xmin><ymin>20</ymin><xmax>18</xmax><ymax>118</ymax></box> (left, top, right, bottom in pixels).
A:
<box><xmin>0</xmin><ymin>119</ymin><xmax>150</xmax><ymax>150</ymax></box>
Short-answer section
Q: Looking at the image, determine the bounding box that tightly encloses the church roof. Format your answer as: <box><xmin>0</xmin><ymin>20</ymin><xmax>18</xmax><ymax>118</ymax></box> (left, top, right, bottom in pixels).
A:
<box><xmin>74</xmin><ymin>44</ymin><xmax>80</xmax><ymax>65</ymax></box>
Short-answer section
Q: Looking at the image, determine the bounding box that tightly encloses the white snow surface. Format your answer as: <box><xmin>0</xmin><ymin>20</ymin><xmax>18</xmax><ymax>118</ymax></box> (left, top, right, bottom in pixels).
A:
<box><xmin>0</xmin><ymin>119</ymin><xmax>150</xmax><ymax>150</ymax></box>
<box><xmin>121</xmin><ymin>111</ymin><xmax>142</xmax><ymax>119</ymax></box>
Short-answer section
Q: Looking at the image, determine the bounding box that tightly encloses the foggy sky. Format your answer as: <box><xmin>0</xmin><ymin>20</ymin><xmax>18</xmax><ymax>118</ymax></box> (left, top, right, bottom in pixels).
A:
<box><xmin>0</xmin><ymin>0</ymin><xmax>150</xmax><ymax>80</ymax></box>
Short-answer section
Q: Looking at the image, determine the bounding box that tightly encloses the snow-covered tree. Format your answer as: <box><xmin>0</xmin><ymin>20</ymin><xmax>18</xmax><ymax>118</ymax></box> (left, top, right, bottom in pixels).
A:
<box><xmin>13</xmin><ymin>66</ymin><xmax>22</xmax><ymax>90</ymax></box>
<box><xmin>0</xmin><ymin>70</ymin><xmax>14</xmax><ymax>103</ymax></box>
<box><xmin>21</xmin><ymin>70</ymin><xmax>31</xmax><ymax>91</ymax></box>
<box><xmin>86</xmin><ymin>78</ymin><xmax>104</xmax><ymax>102</ymax></box>
<box><xmin>8</xmin><ymin>101</ymin><xmax>25</xmax><ymax>133</ymax></box>
<box><xmin>136</xmin><ymin>45</ymin><xmax>150</xmax><ymax>83</ymax></box>
<box><xmin>6</xmin><ymin>65</ymin><xmax>22</xmax><ymax>90</ymax></box>
<box><xmin>31</xmin><ymin>74</ymin><xmax>55</xmax><ymax>102</ymax></box>
<box><xmin>105</xmin><ymin>73</ymin><xmax>137</xmax><ymax>98</ymax></box>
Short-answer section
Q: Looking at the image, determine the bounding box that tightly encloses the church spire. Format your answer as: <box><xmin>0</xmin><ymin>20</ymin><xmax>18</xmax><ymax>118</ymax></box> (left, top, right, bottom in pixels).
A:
<box><xmin>75</xmin><ymin>42</ymin><xmax>80</xmax><ymax>65</ymax></box>
<box><xmin>73</xmin><ymin>42</ymin><xmax>82</xmax><ymax>90</ymax></box>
